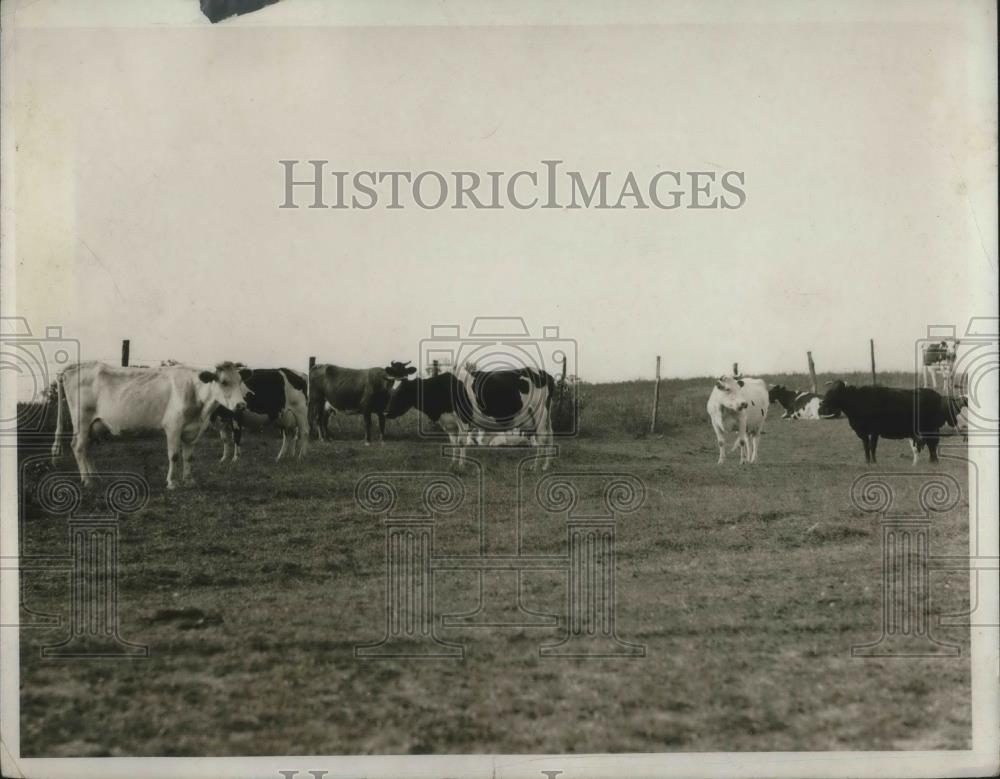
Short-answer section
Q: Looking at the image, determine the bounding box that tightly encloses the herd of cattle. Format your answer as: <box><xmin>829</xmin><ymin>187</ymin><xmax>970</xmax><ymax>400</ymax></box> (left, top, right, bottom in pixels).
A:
<box><xmin>47</xmin><ymin>358</ymin><xmax>969</xmax><ymax>488</ymax></box>
<box><xmin>708</xmin><ymin>374</ymin><xmax>968</xmax><ymax>466</ymax></box>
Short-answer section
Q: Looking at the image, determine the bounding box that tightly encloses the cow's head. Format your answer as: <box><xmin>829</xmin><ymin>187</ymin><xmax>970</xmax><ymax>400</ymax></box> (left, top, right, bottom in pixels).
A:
<box><xmin>385</xmin><ymin>377</ymin><xmax>417</xmax><ymax>419</ymax></box>
<box><xmin>715</xmin><ymin>375</ymin><xmax>749</xmax><ymax>411</ymax></box>
<box><xmin>767</xmin><ymin>384</ymin><xmax>785</xmax><ymax>404</ymax></box>
<box><xmin>385</xmin><ymin>360</ymin><xmax>417</xmax><ymax>380</ymax></box>
<box><xmin>821</xmin><ymin>379</ymin><xmax>849</xmax><ymax>411</ymax></box>
<box><xmin>199</xmin><ymin>362</ymin><xmax>252</xmax><ymax>412</ymax></box>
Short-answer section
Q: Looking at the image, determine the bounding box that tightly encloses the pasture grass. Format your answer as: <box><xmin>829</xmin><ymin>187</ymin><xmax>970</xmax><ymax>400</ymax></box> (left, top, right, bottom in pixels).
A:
<box><xmin>15</xmin><ymin>371</ymin><xmax>971</xmax><ymax>754</ymax></box>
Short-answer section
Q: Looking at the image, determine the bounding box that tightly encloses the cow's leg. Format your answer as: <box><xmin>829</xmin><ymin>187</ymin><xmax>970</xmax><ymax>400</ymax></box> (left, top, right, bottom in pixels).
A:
<box><xmin>869</xmin><ymin>434</ymin><xmax>879</xmax><ymax>464</ymax></box>
<box><xmin>712</xmin><ymin>422</ymin><xmax>727</xmax><ymax>465</ymax></box>
<box><xmin>72</xmin><ymin>412</ymin><xmax>96</xmax><ymax>486</ymax></box>
<box><xmin>165</xmin><ymin>428</ymin><xmax>182</xmax><ymax>490</ymax></box>
<box><xmin>276</xmin><ymin>429</ymin><xmax>290</xmax><ymax>461</ymax></box>
<box><xmin>735</xmin><ymin>416</ymin><xmax>750</xmax><ymax>465</ymax></box>
<box><xmin>308</xmin><ymin>394</ymin><xmax>325</xmax><ymax>442</ymax></box>
<box><xmin>750</xmin><ymin>432</ymin><xmax>760</xmax><ymax>464</ymax></box>
<box><xmin>362</xmin><ymin>412</ymin><xmax>373</xmax><ymax>445</ymax></box>
<box><xmin>292</xmin><ymin>405</ymin><xmax>309</xmax><ymax>459</ymax></box>
<box><xmin>862</xmin><ymin>435</ymin><xmax>871</xmax><ymax>464</ymax></box>
<box><xmin>909</xmin><ymin>438</ymin><xmax>920</xmax><ymax>465</ymax></box>
<box><xmin>181</xmin><ymin>440</ymin><xmax>196</xmax><ymax>485</ymax></box>
<box><xmin>218</xmin><ymin>423</ymin><xmax>233</xmax><ymax>463</ymax></box>
<box><xmin>232</xmin><ymin>421</ymin><xmax>242</xmax><ymax>462</ymax></box>
<box><xmin>377</xmin><ymin>412</ymin><xmax>386</xmax><ymax>444</ymax></box>
<box><xmin>926</xmin><ymin>435</ymin><xmax>940</xmax><ymax>463</ymax></box>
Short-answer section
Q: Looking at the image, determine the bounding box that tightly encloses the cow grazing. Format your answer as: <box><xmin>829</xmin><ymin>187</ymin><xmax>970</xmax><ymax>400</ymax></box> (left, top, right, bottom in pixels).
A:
<box><xmin>308</xmin><ymin>361</ymin><xmax>417</xmax><ymax>444</ymax></box>
<box><xmin>768</xmin><ymin>385</ymin><xmax>840</xmax><ymax>420</ymax></box>
<box><xmin>51</xmin><ymin>361</ymin><xmax>251</xmax><ymax>489</ymax></box>
<box><xmin>385</xmin><ymin>368</ymin><xmax>556</xmax><ymax>469</ymax></box>
<box><xmin>707</xmin><ymin>375</ymin><xmax>769</xmax><ymax>464</ymax></box>
<box><xmin>211</xmin><ymin>368</ymin><xmax>309</xmax><ymax>462</ymax></box>
<box><xmin>821</xmin><ymin>380</ymin><xmax>949</xmax><ymax>464</ymax></box>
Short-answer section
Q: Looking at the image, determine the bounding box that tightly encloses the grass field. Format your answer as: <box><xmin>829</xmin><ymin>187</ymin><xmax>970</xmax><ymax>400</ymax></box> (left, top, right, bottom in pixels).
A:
<box><xmin>16</xmin><ymin>372</ymin><xmax>972</xmax><ymax>755</ymax></box>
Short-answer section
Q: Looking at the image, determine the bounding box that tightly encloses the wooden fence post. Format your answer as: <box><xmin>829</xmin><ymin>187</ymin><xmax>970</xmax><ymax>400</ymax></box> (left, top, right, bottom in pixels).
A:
<box><xmin>650</xmin><ymin>355</ymin><xmax>662</xmax><ymax>434</ymax></box>
<box><xmin>308</xmin><ymin>356</ymin><xmax>316</xmax><ymax>370</ymax></box>
<box><xmin>732</xmin><ymin>362</ymin><xmax>739</xmax><ymax>377</ymax></box>
<box><xmin>558</xmin><ymin>353</ymin><xmax>568</xmax><ymax>407</ymax></box>
<box><xmin>120</xmin><ymin>340</ymin><xmax>130</xmax><ymax>367</ymax></box>
<box><xmin>431</xmin><ymin>360</ymin><xmax>439</xmax><ymax>376</ymax></box>
<box><xmin>807</xmin><ymin>351</ymin><xmax>817</xmax><ymax>393</ymax></box>
<box><xmin>869</xmin><ymin>339</ymin><xmax>877</xmax><ymax>385</ymax></box>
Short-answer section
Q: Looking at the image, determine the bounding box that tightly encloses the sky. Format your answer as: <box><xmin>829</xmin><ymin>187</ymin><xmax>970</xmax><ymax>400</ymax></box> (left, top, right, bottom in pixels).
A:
<box><xmin>4</xmin><ymin>1</ymin><xmax>997</xmax><ymax>396</ymax></box>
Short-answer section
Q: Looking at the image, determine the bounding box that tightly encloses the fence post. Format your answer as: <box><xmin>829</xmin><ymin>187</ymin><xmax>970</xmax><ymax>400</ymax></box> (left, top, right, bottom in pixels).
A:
<box><xmin>807</xmin><ymin>351</ymin><xmax>817</xmax><ymax>393</ymax></box>
<box><xmin>732</xmin><ymin>362</ymin><xmax>739</xmax><ymax>377</ymax></box>
<box><xmin>649</xmin><ymin>355</ymin><xmax>661</xmax><ymax>434</ymax></box>
<box><xmin>120</xmin><ymin>340</ymin><xmax>130</xmax><ymax>368</ymax></box>
<box><xmin>431</xmin><ymin>360</ymin><xmax>439</xmax><ymax>377</ymax></box>
<box><xmin>870</xmin><ymin>339</ymin><xmax>877</xmax><ymax>385</ymax></box>
<box><xmin>308</xmin><ymin>356</ymin><xmax>316</xmax><ymax>371</ymax></box>
<box><xmin>557</xmin><ymin>353</ymin><xmax>569</xmax><ymax>409</ymax></box>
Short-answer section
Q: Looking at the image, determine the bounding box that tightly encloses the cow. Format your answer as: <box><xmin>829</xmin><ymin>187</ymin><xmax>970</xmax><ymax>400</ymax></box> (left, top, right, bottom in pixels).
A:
<box><xmin>211</xmin><ymin>368</ymin><xmax>309</xmax><ymax>462</ymax></box>
<box><xmin>821</xmin><ymin>380</ymin><xmax>949</xmax><ymax>464</ymax></box>
<box><xmin>707</xmin><ymin>375</ymin><xmax>769</xmax><ymax>464</ymax></box>
<box><xmin>51</xmin><ymin>361</ymin><xmax>251</xmax><ymax>489</ymax></box>
<box><xmin>308</xmin><ymin>361</ymin><xmax>417</xmax><ymax>444</ymax></box>
<box><xmin>384</xmin><ymin>368</ymin><xmax>556</xmax><ymax>469</ymax></box>
<box><xmin>768</xmin><ymin>385</ymin><xmax>840</xmax><ymax>420</ymax></box>
<box><xmin>923</xmin><ymin>340</ymin><xmax>958</xmax><ymax>390</ymax></box>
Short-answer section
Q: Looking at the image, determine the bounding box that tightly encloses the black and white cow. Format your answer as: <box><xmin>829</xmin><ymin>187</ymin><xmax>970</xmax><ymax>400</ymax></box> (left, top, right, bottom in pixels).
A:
<box><xmin>385</xmin><ymin>368</ymin><xmax>556</xmax><ymax>469</ymax></box>
<box><xmin>922</xmin><ymin>340</ymin><xmax>958</xmax><ymax>390</ymax></box>
<box><xmin>768</xmin><ymin>385</ymin><xmax>840</xmax><ymax>420</ymax></box>
<box><xmin>308</xmin><ymin>361</ymin><xmax>417</xmax><ymax>444</ymax></box>
<box><xmin>212</xmin><ymin>368</ymin><xmax>309</xmax><ymax>461</ymax></box>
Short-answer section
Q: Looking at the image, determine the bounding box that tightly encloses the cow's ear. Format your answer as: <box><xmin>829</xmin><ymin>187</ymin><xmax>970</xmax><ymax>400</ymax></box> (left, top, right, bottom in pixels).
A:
<box><xmin>737</xmin><ymin>379</ymin><xmax>745</xmax><ymax>388</ymax></box>
<box><xmin>715</xmin><ymin>380</ymin><xmax>724</xmax><ymax>390</ymax></box>
<box><xmin>239</xmin><ymin>368</ymin><xmax>253</xmax><ymax>383</ymax></box>
<box><xmin>199</xmin><ymin>371</ymin><xmax>217</xmax><ymax>384</ymax></box>
<box><xmin>405</xmin><ymin>366</ymin><xmax>417</xmax><ymax>376</ymax></box>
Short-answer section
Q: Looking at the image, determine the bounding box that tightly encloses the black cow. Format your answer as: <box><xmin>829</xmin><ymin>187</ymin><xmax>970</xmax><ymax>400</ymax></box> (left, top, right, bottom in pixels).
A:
<box><xmin>768</xmin><ymin>385</ymin><xmax>840</xmax><ymax>420</ymax></box>
<box><xmin>821</xmin><ymin>380</ymin><xmax>949</xmax><ymax>464</ymax></box>
<box><xmin>385</xmin><ymin>368</ymin><xmax>556</xmax><ymax>469</ymax></box>
<box><xmin>212</xmin><ymin>368</ymin><xmax>308</xmax><ymax>461</ymax></box>
<box><xmin>308</xmin><ymin>361</ymin><xmax>416</xmax><ymax>444</ymax></box>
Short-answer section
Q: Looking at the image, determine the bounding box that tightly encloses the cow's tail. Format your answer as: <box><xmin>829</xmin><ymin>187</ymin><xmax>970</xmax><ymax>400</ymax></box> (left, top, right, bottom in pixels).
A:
<box><xmin>50</xmin><ymin>370</ymin><xmax>66</xmax><ymax>464</ymax></box>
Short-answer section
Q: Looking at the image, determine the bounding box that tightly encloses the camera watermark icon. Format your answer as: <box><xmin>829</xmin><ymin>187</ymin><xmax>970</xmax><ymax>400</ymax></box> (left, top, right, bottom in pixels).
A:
<box><xmin>0</xmin><ymin>317</ymin><xmax>80</xmax><ymax>446</ymax></box>
<box><xmin>354</xmin><ymin>447</ymin><xmax>645</xmax><ymax>659</ymax></box>
<box><xmin>849</xmin><ymin>471</ymin><xmax>984</xmax><ymax>658</ymax></box>
<box><xmin>415</xmin><ymin>317</ymin><xmax>578</xmax><ymax>439</ymax></box>
<box><xmin>915</xmin><ymin>318</ymin><xmax>998</xmax><ymax>442</ymax></box>
<box><xmin>8</xmin><ymin>466</ymin><xmax>151</xmax><ymax>659</ymax></box>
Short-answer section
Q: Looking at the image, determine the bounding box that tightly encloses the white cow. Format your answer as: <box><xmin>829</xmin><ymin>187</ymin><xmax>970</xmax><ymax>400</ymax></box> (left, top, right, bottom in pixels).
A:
<box><xmin>707</xmin><ymin>375</ymin><xmax>769</xmax><ymax>464</ymax></box>
<box><xmin>922</xmin><ymin>340</ymin><xmax>958</xmax><ymax>390</ymax></box>
<box><xmin>52</xmin><ymin>361</ymin><xmax>251</xmax><ymax>489</ymax></box>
